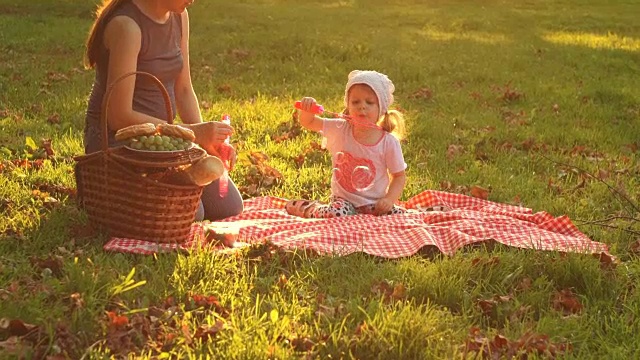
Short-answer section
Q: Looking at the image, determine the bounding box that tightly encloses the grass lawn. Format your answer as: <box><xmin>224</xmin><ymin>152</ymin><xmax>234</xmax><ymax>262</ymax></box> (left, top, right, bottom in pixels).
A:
<box><xmin>1</xmin><ymin>0</ymin><xmax>639</xmax><ymax>358</ymax></box>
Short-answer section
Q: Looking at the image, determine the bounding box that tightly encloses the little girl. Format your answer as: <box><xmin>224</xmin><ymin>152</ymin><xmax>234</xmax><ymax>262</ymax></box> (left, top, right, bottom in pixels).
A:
<box><xmin>287</xmin><ymin>70</ymin><xmax>407</xmax><ymax>218</ymax></box>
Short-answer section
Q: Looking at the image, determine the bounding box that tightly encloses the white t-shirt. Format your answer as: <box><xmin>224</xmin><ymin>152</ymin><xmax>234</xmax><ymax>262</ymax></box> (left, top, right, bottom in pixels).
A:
<box><xmin>321</xmin><ymin>118</ymin><xmax>407</xmax><ymax>207</ymax></box>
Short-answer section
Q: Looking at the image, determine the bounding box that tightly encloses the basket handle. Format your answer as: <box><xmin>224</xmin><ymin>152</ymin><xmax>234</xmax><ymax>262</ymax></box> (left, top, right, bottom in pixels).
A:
<box><xmin>100</xmin><ymin>71</ymin><xmax>173</xmax><ymax>152</ymax></box>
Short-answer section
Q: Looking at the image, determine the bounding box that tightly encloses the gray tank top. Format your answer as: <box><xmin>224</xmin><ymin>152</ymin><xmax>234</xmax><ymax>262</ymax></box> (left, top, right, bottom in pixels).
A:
<box><xmin>84</xmin><ymin>1</ymin><xmax>183</xmax><ymax>153</ymax></box>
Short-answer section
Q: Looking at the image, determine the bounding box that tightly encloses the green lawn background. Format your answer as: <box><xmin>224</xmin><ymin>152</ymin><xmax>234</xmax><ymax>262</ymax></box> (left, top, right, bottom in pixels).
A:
<box><xmin>0</xmin><ymin>0</ymin><xmax>639</xmax><ymax>358</ymax></box>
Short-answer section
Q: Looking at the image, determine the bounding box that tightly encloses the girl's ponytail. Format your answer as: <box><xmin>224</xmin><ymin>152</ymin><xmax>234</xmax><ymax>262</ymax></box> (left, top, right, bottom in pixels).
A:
<box><xmin>378</xmin><ymin>110</ymin><xmax>406</xmax><ymax>141</ymax></box>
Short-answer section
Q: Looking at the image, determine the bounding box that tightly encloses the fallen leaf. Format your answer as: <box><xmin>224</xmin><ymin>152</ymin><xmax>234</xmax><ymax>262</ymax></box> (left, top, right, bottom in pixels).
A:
<box><xmin>194</xmin><ymin>320</ymin><xmax>224</xmax><ymax>341</ymax></box>
<box><xmin>0</xmin><ymin>318</ymin><xmax>38</xmax><ymax>337</ymax></box>
<box><xmin>630</xmin><ymin>239</ymin><xmax>640</xmax><ymax>256</ymax></box>
<box><xmin>470</xmin><ymin>185</ymin><xmax>490</xmax><ymax>200</ymax></box>
<box><xmin>106</xmin><ymin>312</ymin><xmax>129</xmax><ymax>329</ymax></box>
<box><xmin>217</xmin><ymin>84</ymin><xmax>232</xmax><ymax>93</ymax></box>
<box><xmin>290</xmin><ymin>337</ymin><xmax>315</xmax><ymax>352</ymax></box>
<box><xmin>446</xmin><ymin>144</ymin><xmax>464</xmax><ymax>161</ymax></box>
<box><xmin>409</xmin><ymin>87</ymin><xmax>433</xmax><ymax>100</ymax></box>
<box><xmin>439</xmin><ymin>181</ymin><xmax>453</xmax><ymax>191</ymax></box>
<box><xmin>552</xmin><ymin>289</ymin><xmax>583</xmax><ymax>315</ymax></box>
<box><xmin>391</xmin><ymin>283</ymin><xmax>407</xmax><ymax>300</ymax></box>
<box><xmin>47</xmin><ymin>113</ymin><xmax>60</xmax><ymax>124</ymax></box>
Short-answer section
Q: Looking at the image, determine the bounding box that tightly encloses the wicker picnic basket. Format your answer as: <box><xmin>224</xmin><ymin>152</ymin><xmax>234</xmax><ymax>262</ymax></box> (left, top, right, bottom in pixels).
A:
<box><xmin>74</xmin><ymin>71</ymin><xmax>207</xmax><ymax>243</ymax></box>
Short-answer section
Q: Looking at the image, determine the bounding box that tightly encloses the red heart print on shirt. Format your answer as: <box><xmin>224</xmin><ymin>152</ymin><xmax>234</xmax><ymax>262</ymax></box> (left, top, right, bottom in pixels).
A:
<box><xmin>332</xmin><ymin>151</ymin><xmax>376</xmax><ymax>193</ymax></box>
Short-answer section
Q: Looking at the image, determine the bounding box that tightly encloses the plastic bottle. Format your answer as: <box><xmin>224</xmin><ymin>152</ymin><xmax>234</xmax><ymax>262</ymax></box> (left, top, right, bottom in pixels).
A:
<box><xmin>294</xmin><ymin>100</ymin><xmax>324</xmax><ymax>114</ymax></box>
<box><xmin>218</xmin><ymin>114</ymin><xmax>232</xmax><ymax>198</ymax></box>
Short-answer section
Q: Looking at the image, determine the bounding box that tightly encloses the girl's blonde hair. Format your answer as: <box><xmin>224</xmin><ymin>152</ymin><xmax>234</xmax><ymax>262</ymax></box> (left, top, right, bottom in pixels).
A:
<box><xmin>378</xmin><ymin>110</ymin><xmax>406</xmax><ymax>141</ymax></box>
<box><xmin>343</xmin><ymin>102</ymin><xmax>407</xmax><ymax>141</ymax></box>
<box><xmin>84</xmin><ymin>0</ymin><xmax>128</xmax><ymax>69</ymax></box>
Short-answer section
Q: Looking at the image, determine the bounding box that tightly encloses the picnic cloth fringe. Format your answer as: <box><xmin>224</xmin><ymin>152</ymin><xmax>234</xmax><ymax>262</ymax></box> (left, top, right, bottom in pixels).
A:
<box><xmin>103</xmin><ymin>190</ymin><xmax>609</xmax><ymax>257</ymax></box>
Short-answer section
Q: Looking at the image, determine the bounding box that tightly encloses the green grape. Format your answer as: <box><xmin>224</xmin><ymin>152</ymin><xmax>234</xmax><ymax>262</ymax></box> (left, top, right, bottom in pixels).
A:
<box><xmin>133</xmin><ymin>142</ymin><xmax>143</xmax><ymax>150</ymax></box>
<box><xmin>184</xmin><ymin>141</ymin><xmax>192</xmax><ymax>148</ymax></box>
<box><xmin>161</xmin><ymin>135</ymin><xmax>171</xmax><ymax>143</ymax></box>
<box><xmin>148</xmin><ymin>145</ymin><xmax>157</xmax><ymax>151</ymax></box>
<box><xmin>156</xmin><ymin>145</ymin><xmax>165</xmax><ymax>151</ymax></box>
<box><xmin>154</xmin><ymin>136</ymin><xmax>163</xmax><ymax>145</ymax></box>
<box><xmin>138</xmin><ymin>135</ymin><xmax>148</xmax><ymax>142</ymax></box>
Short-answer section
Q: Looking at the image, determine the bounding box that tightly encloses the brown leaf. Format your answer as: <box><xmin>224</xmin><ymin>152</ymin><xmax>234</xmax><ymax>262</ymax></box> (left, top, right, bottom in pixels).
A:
<box><xmin>217</xmin><ymin>84</ymin><xmax>232</xmax><ymax>93</ymax></box>
<box><xmin>293</xmin><ymin>154</ymin><xmax>305</xmax><ymax>167</ymax></box>
<box><xmin>446</xmin><ymin>144</ymin><xmax>464</xmax><ymax>161</ymax></box>
<box><xmin>623</xmin><ymin>143</ymin><xmax>638</xmax><ymax>153</ymax></box>
<box><xmin>439</xmin><ymin>180</ymin><xmax>453</xmax><ymax>191</ymax></box>
<box><xmin>259</xmin><ymin>163</ymin><xmax>283</xmax><ymax>179</ymax></box>
<box><xmin>477</xmin><ymin>299</ymin><xmax>497</xmax><ymax>317</ymax></box>
<box><xmin>630</xmin><ymin>239</ymin><xmax>640</xmax><ymax>256</ymax></box>
<box><xmin>391</xmin><ymin>283</ymin><xmax>407</xmax><ymax>300</ymax></box>
<box><xmin>521</xmin><ymin>138</ymin><xmax>537</xmax><ymax>151</ymax></box>
<box><xmin>106</xmin><ymin>311</ymin><xmax>129</xmax><ymax>329</ymax></box>
<box><xmin>40</xmin><ymin>139</ymin><xmax>55</xmax><ymax>158</ymax></box>
<box><xmin>194</xmin><ymin>320</ymin><xmax>224</xmax><ymax>342</ymax></box>
<box><xmin>0</xmin><ymin>337</ymin><xmax>29</xmax><ymax>356</ymax></box>
<box><xmin>409</xmin><ymin>87</ymin><xmax>433</xmax><ymax>100</ymax></box>
<box><xmin>594</xmin><ymin>252</ymin><xmax>619</xmax><ymax>270</ymax></box>
<box><xmin>47</xmin><ymin>71</ymin><xmax>69</xmax><ymax>82</ymax></box>
<box><xmin>249</xmin><ymin>151</ymin><xmax>269</xmax><ymax>165</ymax></box>
<box><xmin>547</xmin><ymin>179</ymin><xmax>562</xmax><ymax>194</ymax></box>
<box><xmin>229</xmin><ymin>48</ymin><xmax>250</xmax><ymax>59</ymax></box>
<box><xmin>354</xmin><ymin>321</ymin><xmax>369</xmax><ymax>336</ymax></box>
<box><xmin>290</xmin><ymin>337</ymin><xmax>315</xmax><ymax>352</ymax></box>
<box><xmin>571</xmin><ymin>177</ymin><xmax>586</xmax><ymax>192</ymax></box>
<box><xmin>29</xmin><ymin>255</ymin><xmax>64</xmax><ymax>277</ymax></box>
<box><xmin>47</xmin><ymin>113</ymin><xmax>60</xmax><ymax>124</ymax></box>
<box><xmin>597</xmin><ymin>169</ymin><xmax>609</xmax><ymax>180</ymax></box>
<box><xmin>0</xmin><ymin>318</ymin><xmax>38</xmax><ymax>337</ymax></box>
<box><xmin>470</xmin><ymin>185</ymin><xmax>490</xmax><ymax>200</ymax></box>
<box><xmin>552</xmin><ymin>289</ymin><xmax>583</xmax><ymax>315</ymax></box>
<box><xmin>371</xmin><ymin>280</ymin><xmax>393</xmax><ymax>298</ymax></box>
<box><xmin>495</xmin><ymin>83</ymin><xmax>524</xmax><ymax>103</ymax></box>
<box><xmin>277</xmin><ymin>274</ymin><xmax>288</xmax><ymax>288</ymax></box>
<box><xmin>69</xmin><ymin>293</ymin><xmax>84</xmax><ymax>310</ymax></box>
<box><xmin>517</xmin><ymin>277</ymin><xmax>533</xmax><ymax>292</ymax></box>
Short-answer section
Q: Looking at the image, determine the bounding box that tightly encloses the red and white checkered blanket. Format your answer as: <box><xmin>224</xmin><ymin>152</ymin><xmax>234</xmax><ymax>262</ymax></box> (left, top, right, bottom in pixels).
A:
<box><xmin>103</xmin><ymin>190</ymin><xmax>609</xmax><ymax>257</ymax></box>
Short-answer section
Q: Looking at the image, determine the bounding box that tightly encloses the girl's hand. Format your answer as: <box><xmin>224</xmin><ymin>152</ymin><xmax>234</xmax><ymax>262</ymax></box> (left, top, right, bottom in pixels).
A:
<box><xmin>374</xmin><ymin>197</ymin><xmax>394</xmax><ymax>215</ymax></box>
<box><xmin>188</xmin><ymin>121</ymin><xmax>233</xmax><ymax>155</ymax></box>
<box><xmin>298</xmin><ymin>97</ymin><xmax>318</xmax><ymax>113</ymax></box>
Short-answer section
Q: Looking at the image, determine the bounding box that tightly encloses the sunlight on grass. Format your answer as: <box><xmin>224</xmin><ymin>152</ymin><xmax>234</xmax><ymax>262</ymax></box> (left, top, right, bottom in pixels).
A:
<box><xmin>542</xmin><ymin>31</ymin><xmax>640</xmax><ymax>52</ymax></box>
<box><xmin>1</xmin><ymin>0</ymin><xmax>639</xmax><ymax>358</ymax></box>
<box><xmin>321</xmin><ymin>1</ymin><xmax>354</xmax><ymax>8</ymax></box>
<box><xmin>419</xmin><ymin>29</ymin><xmax>509</xmax><ymax>44</ymax></box>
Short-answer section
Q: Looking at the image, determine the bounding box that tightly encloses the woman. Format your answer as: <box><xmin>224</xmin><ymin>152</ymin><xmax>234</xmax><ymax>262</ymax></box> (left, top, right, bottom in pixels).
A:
<box><xmin>83</xmin><ymin>0</ymin><xmax>243</xmax><ymax>220</ymax></box>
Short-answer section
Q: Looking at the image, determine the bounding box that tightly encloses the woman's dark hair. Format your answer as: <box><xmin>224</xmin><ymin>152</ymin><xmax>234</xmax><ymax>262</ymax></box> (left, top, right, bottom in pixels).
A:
<box><xmin>84</xmin><ymin>0</ymin><xmax>128</xmax><ymax>68</ymax></box>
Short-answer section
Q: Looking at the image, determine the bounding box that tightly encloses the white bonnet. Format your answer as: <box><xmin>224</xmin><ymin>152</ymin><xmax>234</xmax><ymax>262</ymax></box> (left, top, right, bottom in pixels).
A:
<box><xmin>344</xmin><ymin>70</ymin><xmax>395</xmax><ymax>118</ymax></box>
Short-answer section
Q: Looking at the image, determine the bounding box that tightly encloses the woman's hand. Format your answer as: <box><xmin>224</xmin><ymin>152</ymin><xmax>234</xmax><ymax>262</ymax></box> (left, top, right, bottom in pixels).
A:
<box><xmin>220</xmin><ymin>144</ymin><xmax>238</xmax><ymax>171</ymax></box>
<box><xmin>187</xmin><ymin>121</ymin><xmax>233</xmax><ymax>154</ymax></box>
<box><xmin>229</xmin><ymin>145</ymin><xmax>237</xmax><ymax>171</ymax></box>
<box><xmin>374</xmin><ymin>197</ymin><xmax>394</xmax><ymax>215</ymax></box>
